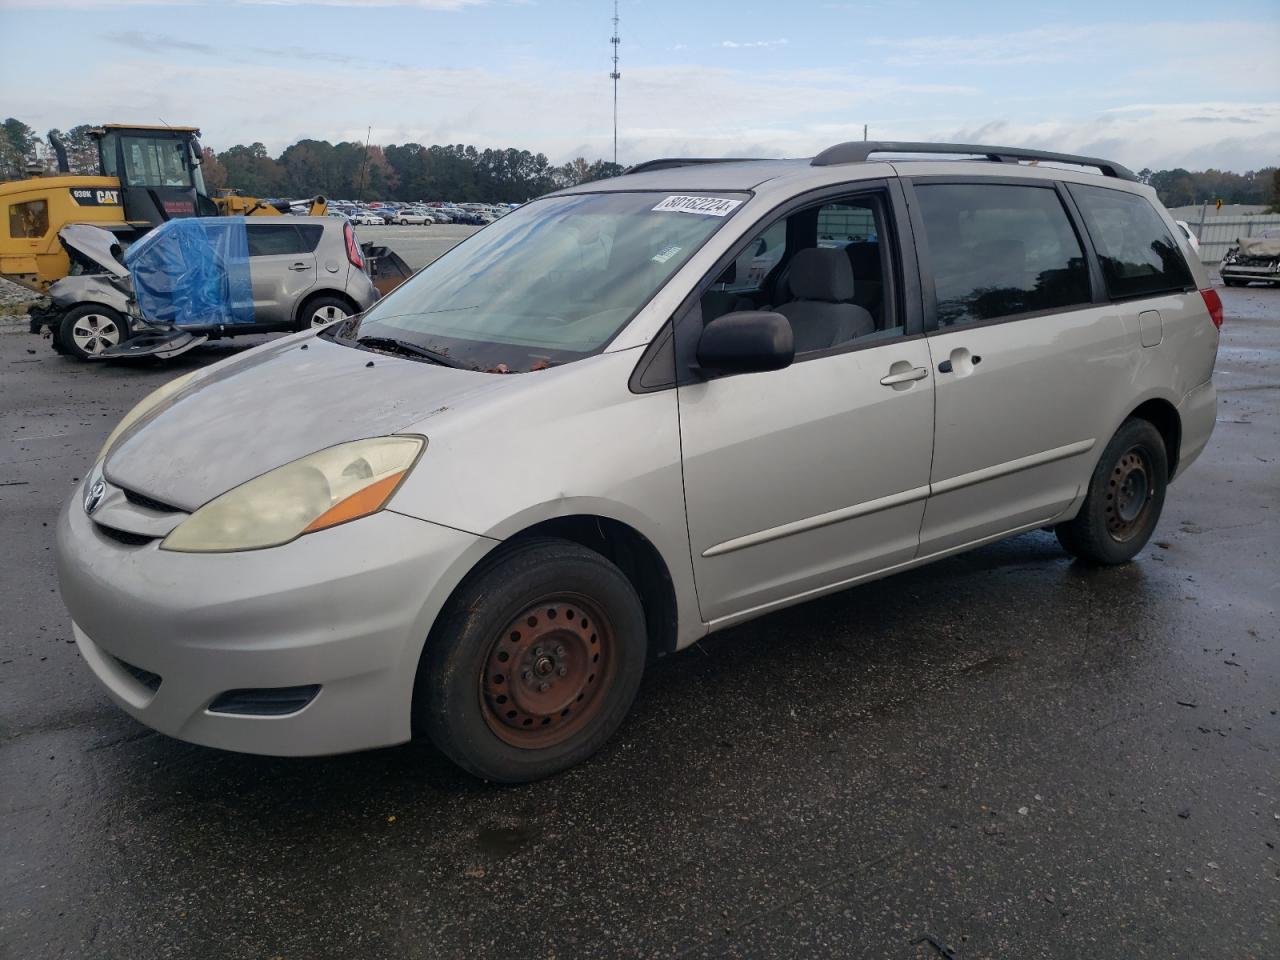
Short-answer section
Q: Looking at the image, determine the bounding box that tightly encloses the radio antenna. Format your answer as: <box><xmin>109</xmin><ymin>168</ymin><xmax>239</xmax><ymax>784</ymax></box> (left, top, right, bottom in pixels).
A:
<box><xmin>610</xmin><ymin>0</ymin><xmax>621</xmax><ymax>166</ymax></box>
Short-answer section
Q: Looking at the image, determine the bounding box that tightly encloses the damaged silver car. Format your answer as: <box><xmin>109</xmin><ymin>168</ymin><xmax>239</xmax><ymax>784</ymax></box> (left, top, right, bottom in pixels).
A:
<box><xmin>31</xmin><ymin>217</ymin><xmax>390</xmax><ymax>360</ymax></box>
<box><xmin>1221</xmin><ymin>229</ymin><xmax>1280</xmax><ymax>287</ymax></box>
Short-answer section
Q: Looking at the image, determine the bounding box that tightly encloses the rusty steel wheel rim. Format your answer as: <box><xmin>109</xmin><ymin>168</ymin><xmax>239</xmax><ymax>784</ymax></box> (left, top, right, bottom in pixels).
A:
<box><xmin>480</xmin><ymin>594</ymin><xmax>615</xmax><ymax>749</ymax></box>
<box><xmin>1105</xmin><ymin>446</ymin><xmax>1153</xmax><ymax>542</ymax></box>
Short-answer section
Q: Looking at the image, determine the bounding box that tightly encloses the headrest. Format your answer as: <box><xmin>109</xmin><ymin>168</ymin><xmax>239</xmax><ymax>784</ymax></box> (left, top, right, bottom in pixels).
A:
<box><xmin>788</xmin><ymin>247</ymin><xmax>855</xmax><ymax>302</ymax></box>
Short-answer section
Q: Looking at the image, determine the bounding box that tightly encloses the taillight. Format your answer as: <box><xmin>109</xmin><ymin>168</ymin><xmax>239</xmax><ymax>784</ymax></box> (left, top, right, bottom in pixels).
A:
<box><xmin>344</xmin><ymin>223</ymin><xmax>364</xmax><ymax>270</ymax></box>
<box><xmin>1200</xmin><ymin>287</ymin><xmax>1223</xmax><ymax>328</ymax></box>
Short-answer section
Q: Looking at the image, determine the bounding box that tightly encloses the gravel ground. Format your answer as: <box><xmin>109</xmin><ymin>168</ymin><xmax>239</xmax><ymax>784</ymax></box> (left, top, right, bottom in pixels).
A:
<box><xmin>0</xmin><ymin>282</ymin><xmax>1276</xmax><ymax>958</ymax></box>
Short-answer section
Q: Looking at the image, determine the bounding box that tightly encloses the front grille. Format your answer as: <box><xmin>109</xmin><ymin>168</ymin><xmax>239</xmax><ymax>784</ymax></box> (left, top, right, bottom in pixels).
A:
<box><xmin>122</xmin><ymin>487</ymin><xmax>180</xmax><ymax>513</ymax></box>
<box><xmin>208</xmin><ymin>685</ymin><xmax>322</xmax><ymax>717</ymax></box>
<box><xmin>94</xmin><ymin>523</ymin><xmax>155</xmax><ymax>547</ymax></box>
<box><xmin>113</xmin><ymin>656</ymin><xmax>162</xmax><ymax>692</ymax></box>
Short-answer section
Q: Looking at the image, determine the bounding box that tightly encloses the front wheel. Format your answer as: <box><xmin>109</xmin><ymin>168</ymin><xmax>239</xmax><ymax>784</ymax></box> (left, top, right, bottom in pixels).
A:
<box><xmin>57</xmin><ymin>304</ymin><xmax>129</xmax><ymax>360</ymax></box>
<box><xmin>1055</xmin><ymin>418</ymin><xmax>1168</xmax><ymax>565</ymax></box>
<box><xmin>416</xmin><ymin>538</ymin><xmax>647</xmax><ymax>783</ymax></box>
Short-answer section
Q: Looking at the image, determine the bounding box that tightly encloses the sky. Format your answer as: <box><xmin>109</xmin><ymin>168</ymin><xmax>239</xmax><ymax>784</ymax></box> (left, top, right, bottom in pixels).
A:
<box><xmin>1</xmin><ymin>0</ymin><xmax>1278</xmax><ymax>173</ymax></box>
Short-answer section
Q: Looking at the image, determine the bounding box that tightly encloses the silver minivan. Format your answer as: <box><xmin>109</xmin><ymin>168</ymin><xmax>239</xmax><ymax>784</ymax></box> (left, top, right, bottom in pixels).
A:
<box><xmin>56</xmin><ymin>142</ymin><xmax>1221</xmax><ymax>782</ymax></box>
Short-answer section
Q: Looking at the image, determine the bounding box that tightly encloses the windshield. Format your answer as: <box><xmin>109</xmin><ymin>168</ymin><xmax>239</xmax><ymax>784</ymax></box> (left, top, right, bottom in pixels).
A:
<box><xmin>328</xmin><ymin>191</ymin><xmax>747</xmax><ymax>372</ymax></box>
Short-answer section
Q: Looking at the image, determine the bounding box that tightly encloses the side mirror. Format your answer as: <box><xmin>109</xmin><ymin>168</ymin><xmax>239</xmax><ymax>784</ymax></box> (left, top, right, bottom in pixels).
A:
<box><xmin>696</xmin><ymin>311</ymin><xmax>794</xmax><ymax>375</ymax></box>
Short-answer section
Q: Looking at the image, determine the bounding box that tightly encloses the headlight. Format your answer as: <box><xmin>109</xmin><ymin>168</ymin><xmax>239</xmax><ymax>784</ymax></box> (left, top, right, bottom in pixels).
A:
<box><xmin>160</xmin><ymin>436</ymin><xmax>425</xmax><ymax>553</ymax></box>
<box><xmin>98</xmin><ymin>369</ymin><xmax>200</xmax><ymax>463</ymax></box>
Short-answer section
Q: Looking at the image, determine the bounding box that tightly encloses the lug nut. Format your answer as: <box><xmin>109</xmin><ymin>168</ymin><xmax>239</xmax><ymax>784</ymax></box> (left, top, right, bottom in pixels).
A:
<box><xmin>538</xmin><ymin>682</ymin><xmax>549</xmax><ymax>692</ymax></box>
<box><xmin>522</xmin><ymin>671</ymin><xmax>532</xmax><ymax>681</ymax></box>
<box><xmin>557</xmin><ymin>666</ymin><xmax>568</xmax><ymax>677</ymax></box>
<box><xmin>555</xmin><ymin>645</ymin><xmax>565</xmax><ymax>656</ymax></box>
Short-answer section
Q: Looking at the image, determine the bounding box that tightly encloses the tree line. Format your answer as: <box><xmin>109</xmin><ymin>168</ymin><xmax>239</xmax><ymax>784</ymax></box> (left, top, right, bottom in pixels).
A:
<box><xmin>3</xmin><ymin>116</ymin><xmax>1277</xmax><ymax>208</ymax></box>
<box><xmin>0</xmin><ymin>118</ymin><xmax>623</xmax><ymax>201</ymax></box>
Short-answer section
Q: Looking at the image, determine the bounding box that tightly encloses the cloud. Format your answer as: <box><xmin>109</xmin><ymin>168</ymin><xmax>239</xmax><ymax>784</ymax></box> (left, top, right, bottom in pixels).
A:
<box><xmin>719</xmin><ymin>39</ymin><xmax>789</xmax><ymax>49</ymax></box>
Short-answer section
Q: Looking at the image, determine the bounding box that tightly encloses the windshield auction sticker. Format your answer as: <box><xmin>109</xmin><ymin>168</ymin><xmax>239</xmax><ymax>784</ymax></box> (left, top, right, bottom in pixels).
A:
<box><xmin>652</xmin><ymin>195</ymin><xmax>744</xmax><ymax>217</ymax></box>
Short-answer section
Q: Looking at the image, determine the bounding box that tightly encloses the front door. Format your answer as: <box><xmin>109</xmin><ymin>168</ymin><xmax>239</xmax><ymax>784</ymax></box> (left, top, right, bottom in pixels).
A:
<box><xmin>676</xmin><ymin>186</ymin><xmax>935</xmax><ymax>624</ymax></box>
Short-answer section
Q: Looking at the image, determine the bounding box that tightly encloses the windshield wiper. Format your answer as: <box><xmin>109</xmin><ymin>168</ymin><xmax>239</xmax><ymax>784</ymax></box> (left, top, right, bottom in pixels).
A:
<box><xmin>354</xmin><ymin>336</ymin><xmax>476</xmax><ymax>370</ymax></box>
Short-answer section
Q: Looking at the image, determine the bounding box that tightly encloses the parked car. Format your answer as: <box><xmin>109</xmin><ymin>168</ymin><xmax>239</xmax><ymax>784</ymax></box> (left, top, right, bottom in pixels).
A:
<box><xmin>351</xmin><ymin>211</ymin><xmax>386</xmax><ymax>225</ymax></box>
<box><xmin>1173</xmin><ymin>219</ymin><xmax>1201</xmax><ymax>257</ymax></box>
<box><xmin>39</xmin><ymin>217</ymin><xmax>380</xmax><ymax>360</ymax></box>
<box><xmin>1220</xmin><ymin>228</ymin><xmax>1280</xmax><ymax>287</ymax></box>
<box><xmin>388</xmin><ymin>208</ymin><xmax>432</xmax><ymax>225</ymax></box>
<box><xmin>57</xmin><ymin>141</ymin><xmax>1220</xmax><ymax>782</ymax></box>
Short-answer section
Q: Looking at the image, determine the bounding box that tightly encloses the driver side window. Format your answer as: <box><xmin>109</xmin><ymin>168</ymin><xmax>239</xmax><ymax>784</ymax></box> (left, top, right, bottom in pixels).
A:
<box><xmin>697</xmin><ymin>190</ymin><xmax>900</xmax><ymax>356</ymax></box>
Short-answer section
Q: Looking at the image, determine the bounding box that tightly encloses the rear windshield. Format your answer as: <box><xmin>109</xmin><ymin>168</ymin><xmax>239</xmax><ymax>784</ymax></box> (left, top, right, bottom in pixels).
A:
<box><xmin>328</xmin><ymin>191</ymin><xmax>747</xmax><ymax>372</ymax></box>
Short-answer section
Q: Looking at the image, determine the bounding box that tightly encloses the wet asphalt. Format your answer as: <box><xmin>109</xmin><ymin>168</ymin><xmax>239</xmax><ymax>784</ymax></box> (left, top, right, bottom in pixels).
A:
<box><xmin>0</xmin><ymin>281</ymin><xmax>1276</xmax><ymax>959</ymax></box>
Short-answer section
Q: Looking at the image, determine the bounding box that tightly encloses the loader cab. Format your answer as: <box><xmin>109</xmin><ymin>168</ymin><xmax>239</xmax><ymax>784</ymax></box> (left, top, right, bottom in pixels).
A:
<box><xmin>92</xmin><ymin>125</ymin><xmax>219</xmax><ymax>226</ymax></box>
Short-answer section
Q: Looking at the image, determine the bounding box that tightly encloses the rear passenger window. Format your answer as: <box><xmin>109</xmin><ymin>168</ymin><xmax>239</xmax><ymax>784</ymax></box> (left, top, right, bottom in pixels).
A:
<box><xmin>247</xmin><ymin>224</ymin><xmax>306</xmax><ymax>257</ymax></box>
<box><xmin>1068</xmin><ymin>184</ymin><xmax>1193</xmax><ymax>300</ymax></box>
<box><xmin>915</xmin><ymin>183</ymin><xmax>1091</xmax><ymax>327</ymax></box>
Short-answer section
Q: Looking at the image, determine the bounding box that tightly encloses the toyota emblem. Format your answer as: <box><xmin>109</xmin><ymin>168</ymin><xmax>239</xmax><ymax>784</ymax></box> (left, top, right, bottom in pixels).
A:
<box><xmin>84</xmin><ymin>479</ymin><xmax>106</xmax><ymax>515</ymax></box>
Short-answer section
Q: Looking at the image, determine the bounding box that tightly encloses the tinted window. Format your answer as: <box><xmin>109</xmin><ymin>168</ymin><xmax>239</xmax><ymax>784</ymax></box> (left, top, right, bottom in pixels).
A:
<box><xmin>1069</xmin><ymin>184</ymin><xmax>1193</xmax><ymax>299</ymax></box>
<box><xmin>247</xmin><ymin>224</ymin><xmax>306</xmax><ymax>257</ymax></box>
<box><xmin>915</xmin><ymin>183</ymin><xmax>1090</xmax><ymax>327</ymax></box>
<box><xmin>296</xmin><ymin>224</ymin><xmax>323</xmax><ymax>252</ymax></box>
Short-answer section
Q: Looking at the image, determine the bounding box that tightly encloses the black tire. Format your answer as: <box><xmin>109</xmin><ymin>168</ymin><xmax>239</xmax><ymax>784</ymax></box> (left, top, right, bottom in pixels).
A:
<box><xmin>1223</xmin><ymin>278</ymin><xmax>1244</xmax><ymax>287</ymax></box>
<box><xmin>57</xmin><ymin>303</ymin><xmax>129</xmax><ymax>361</ymax></box>
<box><xmin>416</xmin><ymin>538</ymin><xmax>647</xmax><ymax>783</ymax></box>
<box><xmin>297</xmin><ymin>294</ymin><xmax>352</xmax><ymax>331</ymax></box>
<box><xmin>1055</xmin><ymin>418</ymin><xmax>1168</xmax><ymax>565</ymax></box>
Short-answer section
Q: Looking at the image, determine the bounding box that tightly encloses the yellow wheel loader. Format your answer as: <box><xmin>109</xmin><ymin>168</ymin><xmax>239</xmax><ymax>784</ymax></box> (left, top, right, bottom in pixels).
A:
<box><xmin>2</xmin><ymin>124</ymin><xmax>326</xmax><ymax>294</ymax></box>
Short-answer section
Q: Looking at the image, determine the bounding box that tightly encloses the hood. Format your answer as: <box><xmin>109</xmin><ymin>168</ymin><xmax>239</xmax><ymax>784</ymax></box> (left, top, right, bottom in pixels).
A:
<box><xmin>1236</xmin><ymin>236</ymin><xmax>1280</xmax><ymax>258</ymax></box>
<box><xmin>59</xmin><ymin>224</ymin><xmax>130</xmax><ymax>279</ymax></box>
<box><xmin>104</xmin><ymin>335</ymin><xmax>510</xmax><ymax>511</ymax></box>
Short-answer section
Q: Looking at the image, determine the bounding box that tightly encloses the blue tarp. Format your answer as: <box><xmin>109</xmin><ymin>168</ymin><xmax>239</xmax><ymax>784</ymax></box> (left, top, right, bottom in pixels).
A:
<box><xmin>125</xmin><ymin>217</ymin><xmax>254</xmax><ymax>327</ymax></box>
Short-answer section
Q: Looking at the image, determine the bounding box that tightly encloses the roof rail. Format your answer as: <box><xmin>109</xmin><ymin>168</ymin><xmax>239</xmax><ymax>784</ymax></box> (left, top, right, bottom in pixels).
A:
<box><xmin>810</xmin><ymin>141</ymin><xmax>1137</xmax><ymax>181</ymax></box>
<box><xmin>624</xmin><ymin>157</ymin><xmax>774</xmax><ymax>176</ymax></box>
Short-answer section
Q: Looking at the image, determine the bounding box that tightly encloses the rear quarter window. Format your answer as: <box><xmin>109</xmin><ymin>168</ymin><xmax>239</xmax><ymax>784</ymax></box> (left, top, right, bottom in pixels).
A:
<box><xmin>246</xmin><ymin>223</ymin><xmax>307</xmax><ymax>257</ymax></box>
<box><xmin>1068</xmin><ymin>184</ymin><xmax>1193</xmax><ymax>299</ymax></box>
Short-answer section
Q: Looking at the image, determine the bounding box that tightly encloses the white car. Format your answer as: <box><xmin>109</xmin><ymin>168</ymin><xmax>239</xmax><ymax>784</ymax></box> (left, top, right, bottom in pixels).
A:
<box><xmin>1175</xmin><ymin>220</ymin><xmax>1201</xmax><ymax>257</ymax></box>
<box><xmin>389</xmin><ymin>209</ymin><xmax>432</xmax><ymax>225</ymax></box>
<box><xmin>351</xmin><ymin>211</ymin><xmax>385</xmax><ymax>225</ymax></box>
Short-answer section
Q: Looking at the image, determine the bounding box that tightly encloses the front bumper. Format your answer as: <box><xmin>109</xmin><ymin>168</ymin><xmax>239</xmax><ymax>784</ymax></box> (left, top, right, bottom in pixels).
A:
<box><xmin>56</xmin><ymin>493</ymin><xmax>493</xmax><ymax>755</ymax></box>
<box><xmin>1221</xmin><ymin>263</ymin><xmax>1280</xmax><ymax>283</ymax></box>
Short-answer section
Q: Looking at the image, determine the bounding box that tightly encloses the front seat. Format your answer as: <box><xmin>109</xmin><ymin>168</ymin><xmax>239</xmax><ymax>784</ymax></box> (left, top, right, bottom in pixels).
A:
<box><xmin>773</xmin><ymin>248</ymin><xmax>874</xmax><ymax>353</ymax></box>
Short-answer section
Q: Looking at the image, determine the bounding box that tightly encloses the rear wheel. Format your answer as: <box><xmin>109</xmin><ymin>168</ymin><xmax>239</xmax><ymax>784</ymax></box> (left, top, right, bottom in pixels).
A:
<box><xmin>416</xmin><ymin>538</ymin><xmax>647</xmax><ymax>783</ymax></box>
<box><xmin>300</xmin><ymin>295</ymin><xmax>352</xmax><ymax>330</ymax></box>
<box><xmin>1055</xmin><ymin>418</ymin><xmax>1168</xmax><ymax>565</ymax></box>
<box><xmin>58</xmin><ymin>304</ymin><xmax>128</xmax><ymax>361</ymax></box>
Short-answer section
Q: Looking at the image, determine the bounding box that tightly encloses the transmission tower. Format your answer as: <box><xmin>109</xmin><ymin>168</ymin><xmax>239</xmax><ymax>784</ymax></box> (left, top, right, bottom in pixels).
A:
<box><xmin>610</xmin><ymin>0</ymin><xmax>620</xmax><ymax>166</ymax></box>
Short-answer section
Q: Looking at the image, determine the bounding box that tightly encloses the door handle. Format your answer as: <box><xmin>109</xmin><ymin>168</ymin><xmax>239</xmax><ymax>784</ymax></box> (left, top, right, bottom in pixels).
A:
<box><xmin>288</xmin><ymin>262</ymin><xmax>310</xmax><ymax>271</ymax></box>
<box><xmin>938</xmin><ymin>353</ymin><xmax>981</xmax><ymax>374</ymax></box>
<box><xmin>879</xmin><ymin>366</ymin><xmax>929</xmax><ymax>386</ymax></box>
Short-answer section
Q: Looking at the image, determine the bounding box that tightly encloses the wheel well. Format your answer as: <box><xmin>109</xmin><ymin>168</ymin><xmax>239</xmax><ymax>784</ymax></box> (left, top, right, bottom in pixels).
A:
<box><xmin>503</xmin><ymin>516</ymin><xmax>679</xmax><ymax>659</ymax></box>
<box><xmin>1127</xmin><ymin>398</ymin><xmax>1181</xmax><ymax>477</ymax></box>
<box><xmin>294</xmin><ymin>289</ymin><xmax>357</xmax><ymax>327</ymax></box>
